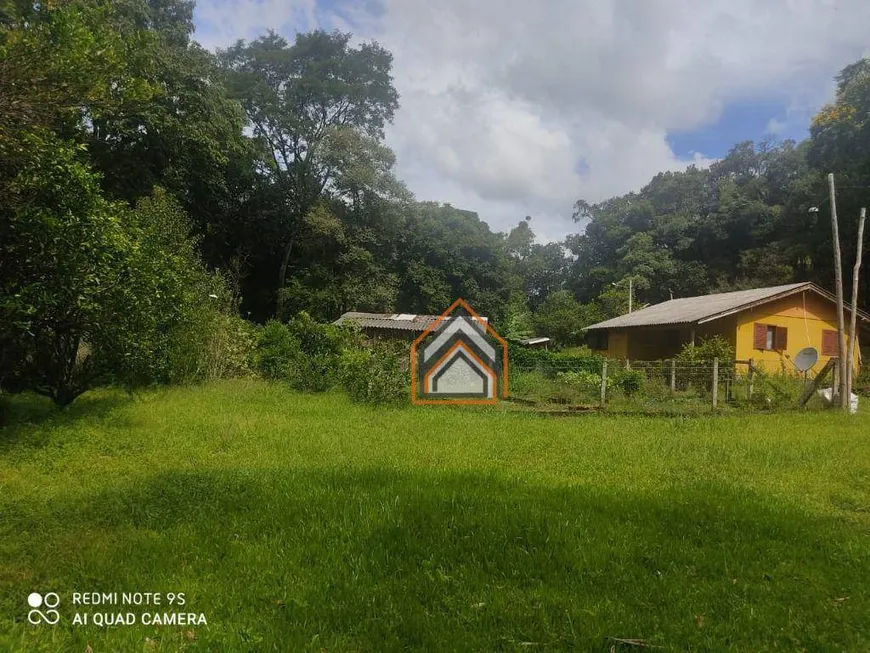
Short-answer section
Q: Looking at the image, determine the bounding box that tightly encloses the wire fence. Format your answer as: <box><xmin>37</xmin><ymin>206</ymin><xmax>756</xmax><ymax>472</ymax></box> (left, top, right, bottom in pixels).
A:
<box><xmin>509</xmin><ymin>357</ymin><xmax>828</xmax><ymax>414</ymax></box>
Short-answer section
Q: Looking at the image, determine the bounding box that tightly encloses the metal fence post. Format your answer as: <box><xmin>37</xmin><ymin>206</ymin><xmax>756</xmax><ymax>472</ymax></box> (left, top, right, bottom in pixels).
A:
<box><xmin>600</xmin><ymin>359</ymin><xmax>608</xmax><ymax>408</ymax></box>
<box><xmin>670</xmin><ymin>359</ymin><xmax>676</xmax><ymax>394</ymax></box>
<box><xmin>712</xmin><ymin>357</ymin><xmax>719</xmax><ymax>409</ymax></box>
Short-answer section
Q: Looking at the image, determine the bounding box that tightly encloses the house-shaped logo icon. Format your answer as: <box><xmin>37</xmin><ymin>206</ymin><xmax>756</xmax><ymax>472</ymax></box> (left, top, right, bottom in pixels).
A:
<box><xmin>410</xmin><ymin>298</ymin><xmax>508</xmax><ymax>405</ymax></box>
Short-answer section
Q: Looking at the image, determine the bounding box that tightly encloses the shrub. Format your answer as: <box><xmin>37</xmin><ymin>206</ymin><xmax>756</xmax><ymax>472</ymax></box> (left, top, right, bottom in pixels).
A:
<box><xmin>255</xmin><ymin>321</ymin><xmax>302</xmax><ymax>381</ymax></box>
<box><xmin>556</xmin><ymin>370</ymin><xmax>610</xmax><ymax>392</ymax></box>
<box><xmin>285</xmin><ymin>313</ymin><xmax>354</xmax><ymax>392</ymax></box>
<box><xmin>254</xmin><ymin>313</ymin><xmax>353</xmax><ymax>392</ymax></box>
<box><xmin>676</xmin><ymin>336</ymin><xmax>735</xmax><ymax>363</ymax></box>
<box><xmin>749</xmin><ymin>369</ymin><xmax>803</xmax><ymax>410</ymax></box>
<box><xmin>158</xmin><ymin>265</ymin><xmax>259</xmax><ymax>385</ymax></box>
<box><xmin>674</xmin><ymin>336</ymin><xmax>735</xmax><ymax>393</ymax></box>
<box><xmin>196</xmin><ymin>314</ymin><xmax>259</xmax><ymax>381</ymax></box>
<box><xmin>508</xmin><ymin>342</ymin><xmax>603</xmax><ymax>377</ymax></box>
<box><xmin>340</xmin><ymin>341</ymin><xmax>408</xmax><ymax>405</ymax></box>
<box><xmin>612</xmin><ymin>369</ymin><xmax>645</xmax><ymax>397</ymax></box>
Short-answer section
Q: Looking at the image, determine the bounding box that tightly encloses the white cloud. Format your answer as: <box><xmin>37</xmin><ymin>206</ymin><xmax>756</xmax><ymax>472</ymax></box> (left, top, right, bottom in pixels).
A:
<box><xmin>766</xmin><ymin>118</ymin><xmax>786</xmax><ymax>135</ymax></box>
<box><xmin>194</xmin><ymin>0</ymin><xmax>870</xmax><ymax>241</ymax></box>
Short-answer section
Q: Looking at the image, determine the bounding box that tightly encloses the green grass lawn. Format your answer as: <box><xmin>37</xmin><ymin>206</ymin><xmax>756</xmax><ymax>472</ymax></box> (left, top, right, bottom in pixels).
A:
<box><xmin>1</xmin><ymin>380</ymin><xmax>869</xmax><ymax>652</ymax></box>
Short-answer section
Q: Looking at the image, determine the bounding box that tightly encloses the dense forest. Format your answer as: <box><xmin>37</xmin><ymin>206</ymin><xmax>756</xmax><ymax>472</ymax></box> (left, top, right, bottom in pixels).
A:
<box><xmin>3</xmin><ymin>0</ymin><xmax>870</xmax><ymax>403</ymax></box>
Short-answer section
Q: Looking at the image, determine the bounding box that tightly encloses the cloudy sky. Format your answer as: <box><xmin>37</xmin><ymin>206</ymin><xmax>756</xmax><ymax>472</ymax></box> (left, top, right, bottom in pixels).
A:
<box><xmin>194</xmin><ymin>0</ymin><xmax>870</xmax><ymax>242</ymax></box>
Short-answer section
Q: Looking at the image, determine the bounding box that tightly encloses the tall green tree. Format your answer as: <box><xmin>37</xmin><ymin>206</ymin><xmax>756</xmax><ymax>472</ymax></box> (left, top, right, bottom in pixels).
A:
<box><xmin>397</xmin><ymin>203</ymin><xmax>515</xmax><ymax>320</ymax></box>
<box><xmin>220</xmin><ymin>30</ymin><xmax>402</xmax><ymax>314</ymax></box>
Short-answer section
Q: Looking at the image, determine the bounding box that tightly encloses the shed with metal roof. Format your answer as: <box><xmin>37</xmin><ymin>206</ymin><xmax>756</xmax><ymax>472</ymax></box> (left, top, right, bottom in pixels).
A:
<box><xmin>333</xmin><ymin>312</ymin><xmax>488</xmax><ymax>341</ymax></box>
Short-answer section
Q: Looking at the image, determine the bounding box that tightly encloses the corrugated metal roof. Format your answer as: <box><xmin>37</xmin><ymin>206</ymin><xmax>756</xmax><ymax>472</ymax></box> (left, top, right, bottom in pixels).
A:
<box><xmin>585</xmin><ymin>283</ymin><xmax>812</xmax><ymax>330</ymax></box>
<box><xmin>334</xmin><ymin>311</ymin><xmax>490</xmax><ymax>332</ymax></box>
<box><xmin>333</xmin><ymin>312</ymin><xmax>439</xmax><ymax>332</ymax></box>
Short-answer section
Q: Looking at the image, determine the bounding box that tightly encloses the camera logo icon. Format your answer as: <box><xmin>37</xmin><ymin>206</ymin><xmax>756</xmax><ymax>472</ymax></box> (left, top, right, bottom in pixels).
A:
<box><xmin>27</xmin><ymin>592</ymin><xmax>60</xmax><ymax>625</ymax></box>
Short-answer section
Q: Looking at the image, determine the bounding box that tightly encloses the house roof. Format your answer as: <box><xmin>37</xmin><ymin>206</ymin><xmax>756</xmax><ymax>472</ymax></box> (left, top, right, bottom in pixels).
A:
<box><xmin>333</xmin><ymin>312</ymin><xmax>489</xmax><ymax>333</ymax></box>
<box><xmin>585</xmin><ymin>282</ymin><xmax>870</xmax><ymax>330</ymax></box>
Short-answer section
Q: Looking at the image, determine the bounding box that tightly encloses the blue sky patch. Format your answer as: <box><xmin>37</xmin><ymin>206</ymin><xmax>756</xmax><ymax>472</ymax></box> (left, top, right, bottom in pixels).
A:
<box><xmin>667</xmin><ymin>97</ymin><xmax>812</xmax><ymax>160</ymax></box>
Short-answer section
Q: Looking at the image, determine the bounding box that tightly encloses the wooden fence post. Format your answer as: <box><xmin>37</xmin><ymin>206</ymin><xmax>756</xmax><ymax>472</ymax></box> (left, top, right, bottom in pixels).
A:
<box><xmin>712</xmin><ymin>357</ymin><xmax>719</xmax><ymax>409</ymax></box>
<box><xmin>670</xmin><ymin>359</ymin><xmax>676</xmax><ymax>394</ymax></box>
<box><xmin>748</xmin><ymin>359</ymin><xmax>754</xmax><ymax>399</ymax></box>
<box><xmin>600</xmin><ymin>359</ymin><xmax>608</xmax><ymax>408</ymax></box>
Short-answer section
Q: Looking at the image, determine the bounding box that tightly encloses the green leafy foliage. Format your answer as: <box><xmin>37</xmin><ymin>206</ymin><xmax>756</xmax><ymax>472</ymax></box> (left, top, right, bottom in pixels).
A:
<box><xmin>532</xmin><ymin>290</ymin><xmax>602</xmax><ymax>346</ymax></box>
<box><xmin>253</xmin><ymin>314</ymin><xmax>353</xmax><ymax>392</ymax></box>
<box><xmin>117</xmin><ymin>189</ymin><xmax>239</xmax><ymax>387</ymax></box>
<box><xmin>5</xmin><ymin>0</ymin><xmax>870</xmax><ymax>413</ymax></box>
<box><xmin>676</xmin><ymin>336</ymin><xmax>736</xmax><ymax>363</ymax></box>
<box><xmin>612</xmin><ymin>369</ymin><xmax>645</xmax><ymax>397</ymax></box>
<box><xmin>507</xmin><ymin>342</ymin><xmax>603</xmax><ymax>374</ymax></box>
<box><xmin>340</xmin><ymin>341</ymin><xmax>409</xmax><ymax>405</ymax></box>
<box><xmin>255</xmin><ymin>321</ymin><xmax>303</xmax><ymax>381</ymax></box>
<box><xmin>555</xmin><ymin>370</ymin><xmax>609</xmax><ymax>392</ymax></box>
<box><xmin>0</xmin><ymin>132</ymin><xmax>137</xmax><ymax>404</ymax></box>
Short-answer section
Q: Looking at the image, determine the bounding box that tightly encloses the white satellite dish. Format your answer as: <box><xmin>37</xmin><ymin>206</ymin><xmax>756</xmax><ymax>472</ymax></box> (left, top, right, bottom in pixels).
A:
<box><xmin>793</xmin><ymin>347</ymin><xmax>819</xmax><ymax>372</ymax></box>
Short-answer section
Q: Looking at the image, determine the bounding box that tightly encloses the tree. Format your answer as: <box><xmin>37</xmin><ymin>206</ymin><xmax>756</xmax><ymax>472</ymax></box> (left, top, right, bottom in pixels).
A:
<box><xmin>504</xmin><ymin>218</ymin><xmax>534</xmax><ymax>260</ymax></box>
<box><xmin>220</xmin><ymin>30</ymin><xmax>401</xmax><ymax>314</ymax></box>
<box><xmin>504</xmin><ymin>219</ymin><xmax>569</xmax><ymax>309</ymax></box>
<box><xmin>396</xmin><ymin>203</ymin><xmax>514</xmax><ymax>319</ymax></box>
<box><xmin>565</xmin><ymin>138</ymin><xmax>824</xmax><ymax>308</ymax></box>
<box><xmin>0</xmin><ymin>0</ymin><xmax>153</xmax><ymax>140</ymax></box>
<box><xmin>0</xmin><ymin>134</ymin><xmax>137</xmax><ymax>404</ymax></box>
<box><xmin>532</xmin><ymin>291</ymin><xmax>601</xmax><ymax>346</ymax></box>
<box><xmin>0</xmin><ymin>131</ymin><xmax>225</xmax><ymax>406</ymax></box>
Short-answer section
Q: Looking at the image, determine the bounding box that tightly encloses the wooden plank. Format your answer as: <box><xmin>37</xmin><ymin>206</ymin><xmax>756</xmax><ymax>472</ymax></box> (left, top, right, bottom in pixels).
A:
<box><xmin>748</xmin><ymin>359</ymin><xmax>754</xmax><ymax>399</ymax></box>
<box><xmin>797</xmin><ymin>357</ymin><xmax>837</xmax><ymax>407</ymax></box>
<box><xmin>712</xmin><ymin>357</ymin><xmax>719</xmax><ymax>409</ymax></box>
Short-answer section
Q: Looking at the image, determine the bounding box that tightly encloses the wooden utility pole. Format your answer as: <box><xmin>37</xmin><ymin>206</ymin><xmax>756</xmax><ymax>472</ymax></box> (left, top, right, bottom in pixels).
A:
<box><xmin>846</xmin><ymin>207</ymin><xmax>866</xmax><ymax>404</ymax></box>
<box><xmin>828</xmin><ymin>173</ymin><xmax>848</xmax><ymax>409</ymax></box>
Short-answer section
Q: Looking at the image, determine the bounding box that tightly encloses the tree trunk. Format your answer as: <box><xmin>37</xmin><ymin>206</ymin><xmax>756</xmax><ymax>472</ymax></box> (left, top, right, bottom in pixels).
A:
<box><xmin>846</xmin><ymin>207</ymin><xmax>866</xmax><ymax>403</ymax></box>
<box><xmin>829</xmin><ymin>173</ymin><xmax>848</xmax><ymax>410</ymax></box>
<box><xmin>276</xmin><ymin>237</ymin><xmax>295</xmax><ymax>318</ymax></box>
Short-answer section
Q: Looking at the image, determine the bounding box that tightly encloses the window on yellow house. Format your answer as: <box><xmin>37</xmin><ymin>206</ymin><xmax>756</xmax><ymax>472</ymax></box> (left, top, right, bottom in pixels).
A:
<box><xmin>753</xmin><ymin>323</ymin><xmax>787</xmax><ymax>351</ymax></box>
<box><xmin>821</xmin><ymin>329</ymin><xmax>839</xmax><ymax>356</ymax></box>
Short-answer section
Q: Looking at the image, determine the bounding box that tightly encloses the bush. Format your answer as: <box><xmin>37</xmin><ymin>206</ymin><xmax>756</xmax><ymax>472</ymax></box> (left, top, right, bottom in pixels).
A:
<box><xmin>508</xmin><ymin>342</ymin><xmax>603</xmax><ymax>376</ymax></box>
<box><xmin>749</xmin><ymin>369</ymin><xmax>803</xmax><ymax>410</ymax></box>
<box><xmin>612</xmin><ymin>369</ymin><xmax>645</xmax><ymax>397</ymax></box>
<box><xmin>675</xmin><ymin>336</ymin><xmax>735</xmax><ymax>363</ymax></box>
<box><xmin>285</xmin><ymin>313</ymin><xmax>354</xmax><ymax>392</ymax></box>
<box><xmin>255</xmin><ymin>320</ymin><xmax>302</xmax><ymax>381</ymax></box>
<box><xmin>555</xmin><ymin>369</ymin><xmax>607</xmax><ymax>392</ymax></box>
<box><xmin>253</xmin><ymin>313</ymin><xmax>354</xmax><ymax>392</ymax></box>
<box><xmin>674</xmin><ymin>336</ymin><xmax>735</xmax><ymax>393</ymax></box>
<box><xmin>199</xmin><ymin>314</ymin><xmax>259</xmax><ymax>381</ymax></box>
<box><xmin>340</xmin><ymin>341</ymin><xmax>408</xmax><ymax>405</ymax></box>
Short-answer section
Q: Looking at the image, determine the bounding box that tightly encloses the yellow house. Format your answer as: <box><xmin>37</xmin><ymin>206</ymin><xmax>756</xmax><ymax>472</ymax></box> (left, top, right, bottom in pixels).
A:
<box><xmin>584</xmin><ymin>283</ymin><xmax>869</xmax><ymax>374</ymax></box>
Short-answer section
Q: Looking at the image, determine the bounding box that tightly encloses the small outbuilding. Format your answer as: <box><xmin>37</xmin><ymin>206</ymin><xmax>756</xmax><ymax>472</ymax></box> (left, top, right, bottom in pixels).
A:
<box><xmin>517</xmin><ymin>336</ymin><xmax>551</xmax><ymax>350</ymax></box>
<box><xmin>333</xmin><ymin>312</ymin><xmax>489</xmax><ymax>342</ymax></box>
<box><xmin>583</xmin><ymin>282</ymin><xmax>869</xmax><ymax>373</ymax></box>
